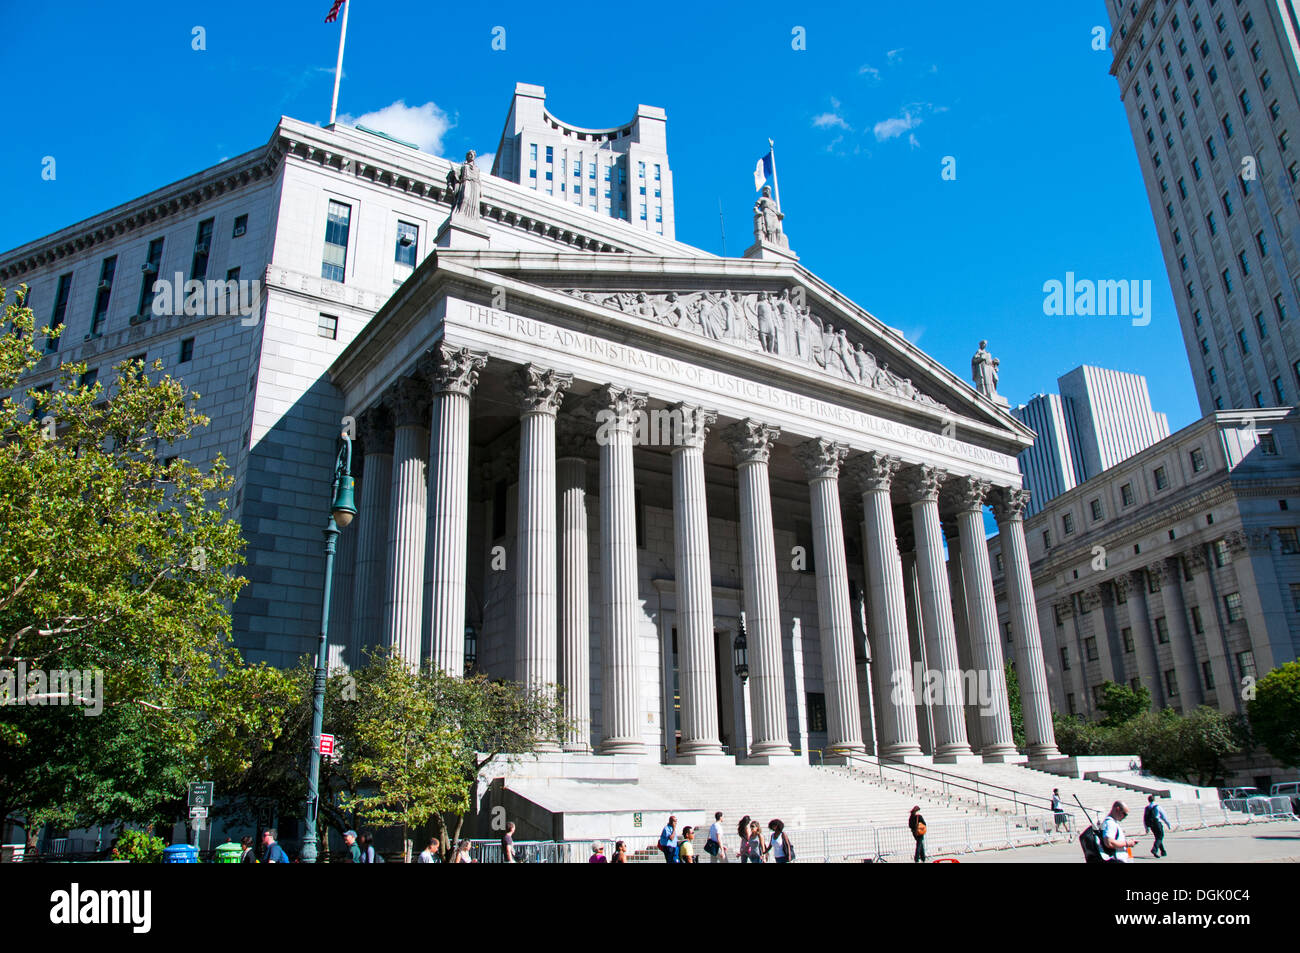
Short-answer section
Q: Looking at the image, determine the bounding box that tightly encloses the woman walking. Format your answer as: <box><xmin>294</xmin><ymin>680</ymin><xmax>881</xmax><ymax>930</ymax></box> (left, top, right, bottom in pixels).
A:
<box><xmin>611</xmin><ymin>840</ymin><xmax>629</xmax><ymax>864</ymax></box>
<box><xmin>737</xmin><ymin>814</ymin><xmax>752</xmax><ymax>864</ymax></box>
<box><xmin>747</xmin><ymin>821</ymin><xmax>766</xmax><ymax>865</ymax></box>
<box><xmin>909</xmin><ymin>806</ymin><xmax>927</xmax><ymax>863</ymax></box>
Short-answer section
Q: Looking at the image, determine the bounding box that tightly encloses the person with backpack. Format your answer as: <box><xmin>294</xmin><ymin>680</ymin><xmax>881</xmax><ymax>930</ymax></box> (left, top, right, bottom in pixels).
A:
<box><xmin>1143</xmin><ymin>794</ymin><xmax>1171</xmax><ymax>858</ymax></box>
<box><xmin>260</xmin><ymin>829</ymin><xmax>289</xmax><ymax>864</ymax></box>
<box><xmin>767</xmin><ymin>819</ymin><xmax>795</xmax><ymax>864</ymax></box>
<box><xmin>908</xmin><ymin>806</ymin><xmax>927</xmax><ymax>863</ymax></box>
<box><xmin>1100</xmin><ymin>801</ymin><xmax>1139</xmax><ymax>863</ymax></box>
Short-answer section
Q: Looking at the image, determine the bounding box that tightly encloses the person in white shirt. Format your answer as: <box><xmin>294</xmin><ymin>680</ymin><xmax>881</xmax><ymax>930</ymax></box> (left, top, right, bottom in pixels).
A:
<box><xmin>1100</xmin><ymin>801</ymin><xmax>1139</xmax><ymax>863</ymax></box>
<box><xmin>706</xmin><ymin>812</ymin><xmax>725</xmax><ymax>863</ymax></box>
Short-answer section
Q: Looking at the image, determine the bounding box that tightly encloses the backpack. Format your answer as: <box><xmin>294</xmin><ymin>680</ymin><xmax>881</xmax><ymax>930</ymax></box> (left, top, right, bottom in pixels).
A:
<box><xmin>783</xmin><ymin>834</ymin><xmax>796</xmax><ymax>863</ymax></box>
<box><xmin>1079</xmin><ymin>824</ymin><xmax>1104</xmax><ymax>863</ymax></box>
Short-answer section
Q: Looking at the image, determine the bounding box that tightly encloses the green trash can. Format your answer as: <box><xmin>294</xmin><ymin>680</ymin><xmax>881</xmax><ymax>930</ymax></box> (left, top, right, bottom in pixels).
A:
<box><xmin>214</xmin><ymin>841</ymin><xmax>243</xmax><ymax>864</ymax></box>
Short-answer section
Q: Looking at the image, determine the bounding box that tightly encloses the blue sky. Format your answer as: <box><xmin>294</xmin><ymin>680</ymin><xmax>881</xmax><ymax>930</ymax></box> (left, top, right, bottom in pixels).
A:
<box><xmin>1</xmin><ymin>0</ymin><xmax>1200</xmax><ymax>430</ymax></box>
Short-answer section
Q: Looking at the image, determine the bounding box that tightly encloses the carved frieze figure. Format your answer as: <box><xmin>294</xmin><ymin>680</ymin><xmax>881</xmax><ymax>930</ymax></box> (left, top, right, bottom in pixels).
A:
<box><xmin>971</xmin><ymin>339</ymin><xmax>999</xmax><ymax>399</ymax></box>
<box><xmin>446</xmin><ymin>150</ymin><xmax>482</xmax><ymax>222</ymax></box>
<box><xmin>854</xmin><ymin>343</ymin><xmax>877</xmax><ymax>385</ymax></box>
<box><xmin>753</xmin><ymin>185</ymin><xmax>786</xmax><ymax>247</ymax></box>
<box><xmin>792</xmin><ymin>304</ymin><xmax>813</xmax><ymax>360</ymax></box>
<box><xmin>755</xmin><ymin>292</ymin><xmax>778</xmax><ymax>353</ymax></box>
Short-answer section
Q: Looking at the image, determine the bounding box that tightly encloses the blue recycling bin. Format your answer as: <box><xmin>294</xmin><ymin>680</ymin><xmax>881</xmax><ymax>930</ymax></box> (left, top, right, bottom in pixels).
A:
<box><xmin>163</xmin><ymin>844</ymin><xmax>200</xmax><ymax>864</ymax></box>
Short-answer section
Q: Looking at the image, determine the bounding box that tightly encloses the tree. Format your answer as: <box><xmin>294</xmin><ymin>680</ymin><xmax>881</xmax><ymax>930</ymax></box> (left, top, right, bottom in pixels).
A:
<box><xmin>1111</xmin><ymin>707</ymin><xmax>1242</xmax><ymax>786</ymax></box>
<box><xmin>1248</xmin><ymin>661</ymin><xmax>1300</xmax><ymax>767</ymax></box>
<box><xmin>0</xmin><ymin>284</ymin><xmax>297</xmax><ymax>834</ymax></box>
<box><xmin>1004</xmin><ymin>662</ymin><xmax>1025</xmax><ymax>751</ymax></box>
<box><xmin>1096</xmin><ymin>680</ymin><xmax>1151</xmax><ymax>727</ymax></box>
<box><xmin>1051</xmin><ymin>713</ymin><xmax>1106</xmax><ymax>757</ymax></box>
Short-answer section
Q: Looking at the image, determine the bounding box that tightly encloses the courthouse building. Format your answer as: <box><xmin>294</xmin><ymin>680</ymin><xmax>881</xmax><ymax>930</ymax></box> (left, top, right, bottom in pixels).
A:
<box><xmin>3</xmin><ymin>82</ymin><xmax>1062</xmax><ymax>766</ymax></box>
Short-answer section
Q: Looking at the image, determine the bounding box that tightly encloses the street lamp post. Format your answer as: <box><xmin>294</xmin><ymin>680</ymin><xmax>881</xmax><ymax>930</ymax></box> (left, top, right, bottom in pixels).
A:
<box><xmin>301</xmin><ymin>431</ymin><xmax>357</xmax><ymax>864</ymax></box>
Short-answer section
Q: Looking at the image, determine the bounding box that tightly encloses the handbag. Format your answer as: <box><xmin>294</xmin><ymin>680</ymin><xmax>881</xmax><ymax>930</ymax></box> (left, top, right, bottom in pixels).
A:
<box><xmin>704</xmin><ymin>838</ymin><xmax>720</xmax><ymax>856</ymax></box>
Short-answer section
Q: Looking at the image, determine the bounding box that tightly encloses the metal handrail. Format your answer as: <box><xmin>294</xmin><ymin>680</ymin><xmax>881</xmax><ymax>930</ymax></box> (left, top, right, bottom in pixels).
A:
<box><xmin>832</xmin><ymin>751</ymin><xmax>1075</xmax><ymax>818</ymax></box>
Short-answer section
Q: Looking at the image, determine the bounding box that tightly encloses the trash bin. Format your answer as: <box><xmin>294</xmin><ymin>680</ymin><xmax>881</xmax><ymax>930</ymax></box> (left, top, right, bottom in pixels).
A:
<box><xmin>163</xmin><ymin>844</ymin><xmax>200</xmax><ymax>864</ymax></box>
<box><xmin>213</xmin><ymin>841</ymin><xmax>243</xmax><ymax>864</ymax></box>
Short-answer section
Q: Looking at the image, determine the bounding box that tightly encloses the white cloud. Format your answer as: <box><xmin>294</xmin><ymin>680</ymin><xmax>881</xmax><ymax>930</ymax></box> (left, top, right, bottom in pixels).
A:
<box><xmin>812</xmin><ymin>112</ymin><xmax>850</xmax><ymax>130</ymax></box>
<box><xmin>859</xmin><ymin>64</ymin><xmax>881</xmax><ymax>81</ymax></box>
<box><xmin>339</xmin><ymin>100</ymin><xmax>453</xmax><ymax>154</ymax></box>
<box><xmin>873</xmin><ymin>111</ymin><xmax>922</xmax><ymax>141</ymax></box>
<box><xmin>475</xmin><ymin>152</ymin><xmax>496</xmax><ymax>173</ymax></box>
<box><xmin>886</xmin><ymin>48</ymin><xmax>905</xmax><ymax>64</ymax></box>
<box><xmin>908</xmin><ymin>133</ymin><xmax>921</xmax><ymax>149</ymax></box>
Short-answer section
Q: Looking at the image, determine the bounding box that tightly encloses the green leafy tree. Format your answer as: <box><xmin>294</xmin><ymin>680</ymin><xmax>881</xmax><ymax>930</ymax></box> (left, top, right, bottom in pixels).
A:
<box><xmin>111</xmin><ymin>828</ymin><xmax>165</xmax><ymax>863</ymax></box>
<box><xmin>1051</xmin><ymin>713</ymin><xmax>1106</xmax><ymax>756</ymax></box>
<box><xmin>1096</xmin><ymin>680</ymin><xmax>1151</xmax><ymax>727</ymax></box>
<box><xmin>0</xmin><ymin>285</ymin><xmax>297</xmax><ymax>834</ymax></box>
<box><xmin>1248</xmin><ymin>661</ymin><xmax>1300</xmax><ymax>767</ymax></box>
<box><xmin>1004</xmin><ymin>662</ymin><xmax>1026</xmax><ymax>750</ymax></box>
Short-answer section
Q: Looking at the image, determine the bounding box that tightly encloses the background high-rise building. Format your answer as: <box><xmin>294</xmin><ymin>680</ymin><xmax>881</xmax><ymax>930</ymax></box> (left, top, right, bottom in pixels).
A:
<box><xmin>1107</xmin><ymin>0</ymin><xmax>1300</xmax><ymax>413</ymax></box>
<box><xmin>491</xmin><ymin>82</ymin><xmax>675</xmax><ymax>239</ymax></box>
<box><xmin>1013</xmin><ymin>364</ymin><xmax>1170</xmax><ymax>516</ymax></box>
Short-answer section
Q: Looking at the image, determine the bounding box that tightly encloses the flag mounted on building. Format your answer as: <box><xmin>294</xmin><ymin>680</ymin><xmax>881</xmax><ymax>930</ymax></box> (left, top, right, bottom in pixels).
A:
<box><xmin>326</xmin><ymin>0</ymin><xmax>351</xmax><ymax>125</ymax></box>
<box><xmin>325</xmin><ymin>0</ymin><xmax>346</xmax><ymax>22</ymax></box>
<box><xmin>753</xmin><ymin>150</ymin><xmax>773</xmax><ymax>191</ymax></box>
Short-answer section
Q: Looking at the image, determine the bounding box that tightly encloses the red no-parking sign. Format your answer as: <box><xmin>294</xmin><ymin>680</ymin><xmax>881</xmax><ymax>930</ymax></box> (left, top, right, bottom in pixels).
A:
<box><xmin>319</xmin><ymin>733</ymin><xmax>335</xmax><ymax>756</ymax></box>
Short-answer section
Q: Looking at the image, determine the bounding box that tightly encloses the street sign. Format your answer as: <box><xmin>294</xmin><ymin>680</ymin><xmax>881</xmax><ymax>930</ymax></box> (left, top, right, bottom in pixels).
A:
<box><xmin>191</xmin><ymin>817</ymin><xmax>205</xmax><ymax>831</ymax></box>
<box><xmin>189</xmin><ymin>806</ymin><xmax>208</xmax><ymax>818</ymax></box>
<box><xmin>188</xmin><ymin>781</ymin><xmax>214</xmax><ymax>808</ymax></box>
<box><xmin>633</xmin><ymin>812</ymin><xmax>643</xmax><ymax>828</ymax></box>
<box><xmin>319</xmin><ymin>733</ymin><xmax>335</xmax><ymax>756</ymax></box>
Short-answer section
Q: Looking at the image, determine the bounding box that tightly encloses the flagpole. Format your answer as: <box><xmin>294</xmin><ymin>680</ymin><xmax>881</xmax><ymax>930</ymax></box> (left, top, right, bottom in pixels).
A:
<box><xmin>328</xmin><ymin>0</ymin><xmax>350</xmax><ymax>127</ymax></box>
<box><xmin>768</xmin><ymin>137</ymin><xmax>782</xmax><ymax>213</ymax></box>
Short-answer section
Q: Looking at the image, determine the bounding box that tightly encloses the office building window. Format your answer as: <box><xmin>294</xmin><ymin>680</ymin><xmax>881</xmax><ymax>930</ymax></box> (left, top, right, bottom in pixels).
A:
<box><xmin>1236</xmin><ymin>649</ymin><xmax>1256</xmax><ymax>681</ymax></box>
<box><xmin>1274</xmin><ymin>378</ymin><xmax>1287</xmax><ymax>404</ymax></box>
<box><xmin>1063</xmin><ymin>512</ymin><xmax>1075</xmax><ymax>535</ymax></box>
<box><xmin>806</xmin><ymin>693</ymin><xmax>827</xmax><ymax>733</ymax></box>
<box><xmin>90</xmin><ymin>256</ymin><xmax>117</xmax><ymax>336</ymax></box>
<box><xmin>318</xmin><ymin>313</ymin><xmax>338</xmax><ymax>340</ymax></box>
<box><xmin>1164</xmin><ymin>670</ymin><xmax>1179</xmax><ymax>697</ymax></box>
<box><xmin>1191</xmin><ymin>605</ymin><xmax>1205</xmax><ymax>635</ymax></box>
<box><xmin>179</xmin><ymin>337</ymin><xmax>194</xmax><ymax>363</ymax></box>
<box><xmin>1223</xmin><ymin>592</ymin><xmax>1244</xmax><ymax>622</ymax></box>
<box><xmin>48</xmin><ymin>273</ymin><xmax>71</xmax><ymax>352</ymax></box>
<box><xmin>1060</xmin><ymin>646</ymin><xmax>1071</xmax><ymax>671</ymax></box>
<box><xmin>1122</xmin><ymin>627</ymin><xmax>1134</xmax><ymax>653</ymax></box>
<box><xmin>1190</xmin><ymin>447</ymin><xmax>1206</xmax><ymax>472</ymax></box>
<box><xmin>1213</xmin><ymin>539</ymin><xmax>1230</xmax><ymax>567</ymax></box>
<box><xmin>1121</xmin><ymin>483</ymin><xmax>1135</xmax><ymax>507</ymax></box>
<box><xmin>232</xmin><ymin>214</ymin><xmax>248</xmax><ymax>238</ymax></box>
<box><xmin>1084</xmin><ymin>636</ymin><xmax>1098</xmax><ymax>662</ymax></box>
<box><xmin>1154</xmin><ymin>466</ymin><xmax>1168</xmax><ymax>490</ymax></box>
<box><xmin>79</xmin><ymin>368</ymin><xmax>98</xmax><ymax>390</ymax></box>
<box><xmin>1090</xmin><ymin>499</ymin><xmax>1104</xmax><ymax>521</ymax></box>
<box><xmin>138</xmin><ymin>237</ymin><xmax>164</xmax><ymax>317</ymax></box>
<box><xmin>1155</xmin><ymin>616</ymin><xmax>1169</xmax><ymax>644</ymax></box>
<box><xmin>1200</xmin><ymin>660</ymin><xmax>1215</xmax><ymax>691</ymax></box>
<box><xmin>1277</xmin><ymin>527</ymin><xmax>1300</xmax><ymax>554</ymax></box>
<box><xmin>1259</xmin><ymin>432</ymin><xmax>1277</xmax><ymax>454</ymax></box>
<box><xmin>394</xmin><ymin>221</ymin><xmax>418</xmax><ymax>281</ymax></box>
<box><xmin>1290</xmin><ymin>582</ymin><xmax>1300</xmax><ymax>612</ymax></box>
<box><xmin>321</xmin><ymin>200</ymin><xmax>351</xmax><ymax>282</ymax></box>
<box><xmin>191</xmin><ymin>218</ymin><xmax>214</xmax><ymax>282</ymax></box>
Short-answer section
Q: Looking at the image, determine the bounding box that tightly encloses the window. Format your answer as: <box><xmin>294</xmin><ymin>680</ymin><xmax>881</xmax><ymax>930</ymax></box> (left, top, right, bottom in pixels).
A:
<box><xmin>1223</xmin><ymin>592</ymin><xmax>1244</xmax><ymax>622</ymax></box>
<box><xmin>47</xmin><ymin>273</ymin><xmax>71</xmax><ymax>352</ymax></box>
<box><xmin>394</xmin><ymin>221</ymin><xmax>418</xmax><ymax>281</ymax></box>
<box><xmin>1067</xmin><ymin>693</ymin><xmax>1077</xmax><ymax>715</ymax></box>
<box><xmin>1236</xmin><ymin>649</ymin><xmax>1256</xmax><ymax>681</ymax></box>
<box><xmin>1222</xmin><ymin>113</ymin><xmax>1233</xmax><ymax>138</ymax></box>
<box><xmin>1206</xmin><ymin>211</ymin><xmax>1216</xmax><ymax>234</ymax></box>
<box><xmin>806</xmin><ymin>693</ymin><xmax>827</xmax><ymax>733</ymax></box>
<box><xmin>138</xmin><ymin>237</ymin><xmax>164</xmax><ymax>317</ymax></box>
<box><xmin>1164</xmin><ymin>670</ymin><xmax>1179</xmax><ymax>697</ymax></box>
<box><xmin>1240</xmin><ymin>90</ymin><xmax>1252</xmax><ymax>115</ymax></box>
<box><xmin>1043</xmin><ymin>529</ymin><xmax>1052</xmax><ymax>549</ymax></box>
<box><xmin>191</xmin><ymin>218</ymin><xmax>214</xmax><ymax>282</ymax></box>
<box><xmin>1062</xmin><ymin>512</ymin><xmax>1075</xmax><ymax>535</ymax></box>
<box><xmin>1222</xmin><ymin>191</ymin><xmax>1233</xmax><ymax>216</ymax></box>
<box><xmin>1092</xmin><ymin>684</ymin><xmax>1105</xmax><ymax>708</ymax></box>
<box><xmin>1275</xmin><ymin>378</ymin><xmax>1287</xmax><ymax>405</ymax></box>
<box><xmin>317</xmin><ymin>313</ymin><xmax>338</xmax><ymax>340</ymax></box>
<box><xmin>1276</xmin><ymin>295</ymin><xmax>1288</xmax><ymax>323</ymax></box>
<box><xmin>1130</xmin><ymin>678</ymin><xmax>1142</xmax><ymax>693</ymax></box>
<box><xmin>90</xmin><ymin>255</ymin><xmax>117</xmax><ymax>336</ymax></box>
<box><xmin>1223</xmin><ymin>269</ymin><xmax>1233</xmax><ymax>295</ymax></box>
<box><xmin>545</xmin><ymin>146</ymin><xmax>553</xmax><ymax>163</ymax></box>
<box><xmin>1240</xmin><ymin>252</ymin><xmax>1250</xmax><ymax>277</ymax></box>
<box><xmin>1190</xmin><ymin>447</ymin><xmax>1206</xmax><ymax>472</ymax></box>
<box><xmin>1115</xmin><ymin>582</ymin><xmax>1127</xmax><ymax>605</ymax></box>
<box><xmin>1291</xmin><ymin>582</ymin><xmax>1300</xmax><ymax>612</ymax></box>
<box><xmin>1122</xmin><ymin>627</ymin><xmax>1134</xmax><ymax>653</ymax></box>
<box><xmin>1121</xmin><ymin>483</ymin><xmax>1135</xmax><ymax>507</ymax></box>
<box><xmin>1213</xmin><ymin>539</ymin><xmax>1230</xmax><ymax>567</ymax></box>
<box><xmin>1206</xmin><ymin>136</ymin><xmax>1217</xmax><ymax>159</ymax></box>
<box><xmin>232</xmin><ymin>214</ymin><xmax>248</xmax><ymax>238</ymax></box>
<box><xmin>1060</xmin><ymin>646</ymin><xmax>1071</xmax><ymax>671</ymax></box>
<box><xmin>79</xmin><ymin>367</ymin><xmax>98</xmax><ymax>390</ymax></box>
<box><xmin>1084</xmin><ymin>636</ymin><xmax>1099</xmax><ymax>662</ymax></box>
<box><xmin>1259</xmin><ymin>432</ymin><xmax>1277</xmax><ymax>454</ymax></box>
<box><xmin>1208</xmin><ymin>366</ymin><xmax>1217</xmax><ymax>385</ymax></box>
<box><xmin>1154</xmin><ymin>466</ymin><xmax>1169</xmax><ymax>490</ymax></box>
<box><xmin>1155</xmin><ymin>616</ymin><xmax>1170</xmax><ymax>644</ymax></box>
<box><xmin>1191</xmin><ymin>606</ymin><xmax>1205</xmax><ymax>635</ymax></box>
<box><xmin>321</xmin><ymin>200</ymin><xmax>351</xmax><ymax>282</ymax></box>
<box><xmin>1149</xmin><ymin>570</ymin><xmax>1161</xmax><ymax>594</ymax></box>
<box><xmin>1278</xmin><ymin>527</ymin><xmax>1300</xmax><ymax>554</ymax></box>
<box><xmin>1202</xmin><ymin>660</ymin><xmax>1215</xmax><ymax>691</ymax></box>
<box><xmin>179</xmin><ymin>337</ymin><xmax>194</xmax><ymax>363</ymax></box>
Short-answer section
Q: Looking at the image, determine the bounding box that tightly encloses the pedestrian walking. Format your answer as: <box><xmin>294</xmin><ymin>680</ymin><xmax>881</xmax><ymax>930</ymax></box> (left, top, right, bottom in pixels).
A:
<box><xmin>501</xmin><ymin>821</ymin><xmax>516</xmax><ymax>863</ymax></box>
<box><xmin>342</xmin><ymin>829</ymin><xmax>361</xmax><ymax>863</ymax></box>
<box><xmin>737</xmin><ymin>814</ymin><xmax>752</xmax><ymax>864</ymax></box>
<box><xmin>657</xmin><ymin>815</ymin><xmax>678</xmax><ymax>863</ymax></box>
<box><xmin>589</xmin><ymin>842</ymin><xmax>608</xmax><ymax>863</ymax></box>
<box><xmin>453</xmin><ymin>839</ymin><xmax>475</xmax><ymax>863</ymax></box>
<box><xmin>611</xmin><ymin>840</ymin><xmax>629</xmax><ymax>864</ymax></box>
<box><xmin>747</xmin><ymin>821</ymin><xmax>766</xmax><ymax>864</ymax></box>
<box><xmin>908</xmin><ymin>806</ymin><xmax>927</xmax><ymax>863</ymax></box>
<box><xmin>261</xmin><ymin>829</ymin><xmax>290</xmax><ymax>864</ymax></box>
<box><xmin>1051</xmin><ymin>788</ymin><xmax>1070</xmax><ymax>832</ymax></box>
<box><xmin>239</xmin><ymin>835</ymin><xmax>256</xmax><ymax>864</ymax></box>
<box><xmin>417</xmin><ymin>838</ymin><xmax>441</xmax><ymax>863</ymax></box>
<box><xmin>1143</xmin><ymin>794</ymin><xmax>1171</xmax><ymax>858</ymax></box>
<box><xmin>679</xmin><ymin>826</ymin><xmax>697</xmax><ymax>863</ymax></box>
<box><xmin>767</xmin><ymin>819</ymin><xmax>795</xmax><ymax>863</ymax></box>
<box><xmin>705</xmin><ymin>811</ymin><xmax>725</xmax><ymax>862</ymax></box>
<box><xmin>1100</xmin><ymin>801</ymin><xmax>1139</xmax><ymax>863</ymax></box>
<box><xmin>357</xmin><ymin>833</ymin><xmax>376</xmax><ymax>864</ymax></box>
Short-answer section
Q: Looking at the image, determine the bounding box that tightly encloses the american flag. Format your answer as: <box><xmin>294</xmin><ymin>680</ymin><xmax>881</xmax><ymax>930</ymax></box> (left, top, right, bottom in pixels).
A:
<box><xmin>325</xmin><ymin>0</ymin><xmax>345</xmax><ymax>23</ymax></box>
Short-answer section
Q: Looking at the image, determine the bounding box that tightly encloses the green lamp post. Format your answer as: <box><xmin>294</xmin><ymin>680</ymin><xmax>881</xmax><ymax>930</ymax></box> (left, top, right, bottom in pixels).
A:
<box><xmin>301</xmin><ymin>431</ymin><xmax>356</xmax><ymax>864</ymax></box>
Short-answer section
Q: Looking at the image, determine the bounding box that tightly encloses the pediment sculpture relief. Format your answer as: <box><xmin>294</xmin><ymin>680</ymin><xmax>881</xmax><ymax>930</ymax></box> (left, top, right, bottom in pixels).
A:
<box><xmin>561</xmin><ymin>288</ymin><xmax>948</xmax><ymax>411</ymax></box>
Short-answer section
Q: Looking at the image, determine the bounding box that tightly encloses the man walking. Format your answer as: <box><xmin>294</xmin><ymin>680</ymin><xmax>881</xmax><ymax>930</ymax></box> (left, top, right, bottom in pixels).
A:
<box><xmin>502</xmin><ymin>822</ymin><xmax>517</xmax><ymax>863</ymax></box>
<box><xmin>1144</xmin><ymin>794</ymin><xmax>1171</xmax><ymax>858</ymax></box>
<box><xmin>1100</xmin><ymin>801</ymin><xmax>1139</xmax><ymax>863</ymax></box>
<box><xmin>1051</xmin><ymin>789</ymin><xmax>1069</xmax><ymax>833</ymax></box>
<box><xmin>658</xmin><ymin>815</ymin><xmax>678</xmax><ymax>863</ymax></box>
<box><xmin>706</xmin><ymin>811</ymin><xmax>725</xmax><ymax>863</ymax></box>
<box><xmin>260</xmin><ymin>829</ymin><xmax>289</xmax><ymax>864</ymax></box>
<box><xmin>342</xmin><ymin>829</ymin><xmax>361</xmax><ymax>863</ymax></box>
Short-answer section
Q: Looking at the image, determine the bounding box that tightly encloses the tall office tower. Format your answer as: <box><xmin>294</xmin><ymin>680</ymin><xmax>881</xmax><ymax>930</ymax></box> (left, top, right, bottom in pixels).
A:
<box><xmin>1013</xmin><ymin>365</ymin><xmax>1170</xmax><ymax>516</ymax></box>
<box><xmin>1108</xmin><ymin>0</ymin><xmax>1300</xmax><ymax>413</ymax></box>
<box><xmin>491</xmin><ymin>83</ymin><xmax>675</xmax><ymax>239</ymax></box>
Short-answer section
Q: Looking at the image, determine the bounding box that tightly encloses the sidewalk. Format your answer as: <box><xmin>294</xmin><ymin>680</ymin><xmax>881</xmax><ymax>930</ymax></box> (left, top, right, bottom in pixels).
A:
<box><xmin>949</xmin><ymin>820</ymin><xmax>1300</xmax><ymax>863</ymax></box>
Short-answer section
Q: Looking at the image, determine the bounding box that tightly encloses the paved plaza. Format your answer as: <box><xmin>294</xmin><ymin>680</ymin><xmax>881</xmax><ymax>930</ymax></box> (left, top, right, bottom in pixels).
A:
<box><xmin>954</xmin><ymin>820</ymin><xmax>1300</xmax><ymax>864</ymax></box>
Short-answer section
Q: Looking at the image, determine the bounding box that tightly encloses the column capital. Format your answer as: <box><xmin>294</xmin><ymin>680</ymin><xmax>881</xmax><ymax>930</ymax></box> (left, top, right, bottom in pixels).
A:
<box><xmin>1185</xmin><ymin>545</ymin><xmax>1209</xmax><ymax>571</ymax></box>
<box><xmin>724</xmin><ymin>418</ymin><xmax>781</xmax><ymax>464</ymax></box>
<box><xmin>1053</xmin><ymin>597</ymin><xmax>1075</xmax><ymax>620</ymax></box>
<box><xmin>512</xmin><ymin>363</ymin><xmax>573</xmax><ymax>416</ymax></box>
<box><xmin>357</xmin><ymin>404</ymin><xmax>394</xmax><ymax>455</ymax></box>
<box><xmin>422</xmin><ymin>344</ymin><xmax>487</xmax><ymax>397</ymax></box>
<box><xmin>1146</xmin><ymin>560</ymin><xmax>1169</xmax><ymax>585</ymax></box>
<box><xmin>900</xmin><ymin>464</ymin><xmax>948</xmax><ymax>504</ymax></box>
<box><xmin>384</xmin><ymin>375</ymin><xmax>431</xmax><ymax>427</ymax></box>
<box><xmin>794</xmin><ymin>438</ymin><xmax>849</xmax><ymax>480</ymax></box>
<box><xmin>556</xmin><ymin>416</ymin><xmax>595</xmax><ymax>459</ymax></box>
<box><xmin>991</xmin><ymin>487</ymin><xmax>1032</xmax><ymax>523</ymax></box>
<box><xmin>951</xmin><ymin>475</ymin><xmax>993</xmax><ymax>514</ymax></box>
<box><xmin>1226</xmin><ymin>528</ymin><xmax>1273</xmax><ymax>553</ymax></box>
<box><xmin>668</xmin><ymin>403</ymin><xmax>717</xmax><ymax>451</ymax></box>
<box><xmin>585</xmin><ymin>384</ymin><xmax>648</xmax><ymax>431</ymax></box>
<box><xmin>847</xmin><ymin>450</ymin><xmax>902</xmax><ymax>493</ymax></box>
<box><xmin>1080</xmin><ymin>586</ymin><xmax>1103</xmax><ymax>612</ymax></box>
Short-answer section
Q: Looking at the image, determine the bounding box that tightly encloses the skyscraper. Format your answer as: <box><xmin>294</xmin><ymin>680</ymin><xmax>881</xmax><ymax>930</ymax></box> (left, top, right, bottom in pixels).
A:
<box><xmin>1013</xmin><ymin>365</ymin><xmax>1169</xmax><ymax>516</ymax></box>
<box><xmin>1107</xmin><ymin>0</ymin><xmax>1300</xmax><ymax>412</ymax></box>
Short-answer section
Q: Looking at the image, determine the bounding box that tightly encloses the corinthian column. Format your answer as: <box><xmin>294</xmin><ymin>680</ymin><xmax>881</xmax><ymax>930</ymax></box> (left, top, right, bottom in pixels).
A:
<box><xmin>382</xmin><ymin>376</ymin><xmax>430</xmax><ymax>668</ymax></box>
<box><xmin>593</xmin><ymin>385</ymin><xmax>647</xmax><ymax>756</ymax></box>
<box><xmin>724</xmin><ymin>419</ymin><xmax>795</xmax><ymax>762</ymax></box>
<box><xmin>512</xmin><ymin>366</ymin><xmax>572</xmax><ymax>749</ymax></box>
<box><xmin>953</xmin><ymin>477</ymin><xmax>1019</xmax><ymax>761</ymax></box>
<box><xmin>1124</xmin><ymin>568</ymin><xmax>1166</xmax><ymax>709</ymax></box>
<box><xmin>1157</xmin><ymin>557</ymin><xmax>1204</xmax><ymax>711</ymax></box>
<box><xmin>851</xmin><ymin>452</ymin><xmax>923</xmax><ymax>760</ymax></box>
<box><xmin>795</xmin><ymin>438</ymin><xmax>864</xmax><ymax>759</ymax></box>
<box><xmin>424</xmin><ymin>346</ymin><xmax>487</xmax><ymax>676</ymax></box>
<box><xmin>350</xmin><ymin>406</ymin><xmax>393</xmax><ymax>669</ymax></box>
<box><xmin>991</xmin><ymin>488</ymin><xmax>1060</xmax><ymax>759</ymax></box>
<box><xmin>1187</xmin><ymin>545</ymin><xmax>1236</xmax><ymax>713</ymax></box>
<box><xmin>671</xmin><ymin>403</ymin><xmax>727</xmax><ymax>762</ymax></box>
<box><xmin>903</xmin><ymin>465</ymin><xmax>974</xmax><ymax>762</ymax></box>
<box><xmin>557</xmin><ymin>422</ymin><xmax>592</xmax><ymax>752</ymax></box>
